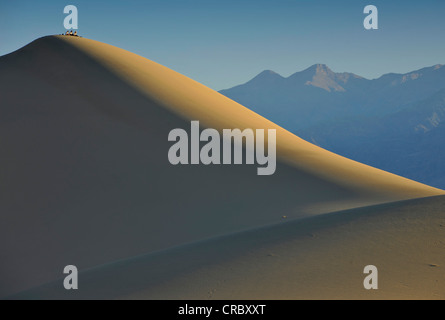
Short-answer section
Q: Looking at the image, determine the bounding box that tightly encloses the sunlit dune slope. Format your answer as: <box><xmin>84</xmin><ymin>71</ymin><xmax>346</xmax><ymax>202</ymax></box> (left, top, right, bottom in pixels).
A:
<box><xmin>58</xmin><ymin>35</ymin><xmax>443</xmax><ymax>199</ymax></box>
<box><xmin>0</xmin><ymin>35</ymin><xmax>443</xmax><ymax>297</ymax></box>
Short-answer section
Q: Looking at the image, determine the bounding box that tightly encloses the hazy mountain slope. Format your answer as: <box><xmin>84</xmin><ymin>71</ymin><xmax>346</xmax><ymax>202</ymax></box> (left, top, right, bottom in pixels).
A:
<box><xmin>299</xmin><ymin>88</ymin><xmax>445</xmax><ymax>189</ymax></box>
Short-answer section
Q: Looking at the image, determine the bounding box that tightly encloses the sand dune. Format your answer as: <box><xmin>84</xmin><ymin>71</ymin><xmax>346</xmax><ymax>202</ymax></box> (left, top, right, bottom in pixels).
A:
<box><xmin>12</xmin><ymin>195</ymin><xmax>445</xmax><ymax>300</ymax></box>
<box><xmin>0</xmin><ymin>36</ymin><xmax>443</xmax><ymax>298</ymax></box>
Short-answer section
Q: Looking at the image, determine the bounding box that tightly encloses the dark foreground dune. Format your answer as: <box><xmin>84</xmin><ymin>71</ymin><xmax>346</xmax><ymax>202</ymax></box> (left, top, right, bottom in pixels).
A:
<box><xmin>12</xmin><ymin>195</ymin><xmax>445</xmax><ymax>300</ymax></box>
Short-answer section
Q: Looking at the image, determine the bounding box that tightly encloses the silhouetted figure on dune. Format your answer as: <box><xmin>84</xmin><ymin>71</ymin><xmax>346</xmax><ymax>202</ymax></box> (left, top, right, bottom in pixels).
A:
<box><xmin>62</xmin><ymin>30</ymin><xmax>80</xmax><ymax>37</ymax></box>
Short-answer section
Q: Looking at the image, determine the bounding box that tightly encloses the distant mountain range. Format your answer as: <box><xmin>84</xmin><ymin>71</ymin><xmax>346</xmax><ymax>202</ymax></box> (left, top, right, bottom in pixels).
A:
<box><xmin>220</xmin><ymin>64</ymin><xmax>445</xmax><ymax>189</ymax></box>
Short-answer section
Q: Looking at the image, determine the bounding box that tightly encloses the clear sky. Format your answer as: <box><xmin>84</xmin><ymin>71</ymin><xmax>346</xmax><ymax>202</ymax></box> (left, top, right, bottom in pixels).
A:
<box><xmin>1</xmin><ymin>0</ymin><xmax>445</xmax><ymax>90</ymax></box>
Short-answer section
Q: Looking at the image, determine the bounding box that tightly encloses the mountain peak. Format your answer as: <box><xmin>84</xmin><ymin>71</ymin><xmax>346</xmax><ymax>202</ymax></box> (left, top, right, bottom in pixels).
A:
<box><xmin>308</xmin><ymin>64</ymin><xmax>332</xmax><ymax>73</ymax></box>
<box><xmin>289</xmin><ymin>64</ymin><xmax>347</xmax><ymax>92</ymax></box>
<box><xmin>245</xmin><ymin>69</ymin><xmax>284</xmax><ymax>86</ymax></box>
<box><xmin>253</xmin><ymin>69</ymin><xmax>283</xmax><ymax>79</ymax></box>
<box><xmin>258</xmin><ymin>69</ymin><xmax>280</xmax><ymax>76</ymax></box>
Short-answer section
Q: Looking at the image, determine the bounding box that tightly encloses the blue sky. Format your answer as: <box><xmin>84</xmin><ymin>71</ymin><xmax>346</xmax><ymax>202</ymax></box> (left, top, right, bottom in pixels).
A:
<box><xmin>1</xmin><ymin>0</ymin><xmax>445</xmax><ymax>90</ymax></box>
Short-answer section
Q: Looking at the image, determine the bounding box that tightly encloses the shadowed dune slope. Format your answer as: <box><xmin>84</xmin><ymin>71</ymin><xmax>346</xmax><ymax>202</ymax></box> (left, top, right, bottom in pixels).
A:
<box><xmin>0</xmin><ymin>36</ymin><xmax>443</xmax><ymax>297</ymax></box>
<box><xmin>13</xmin><ymin>196</ymin><xmax>445</xmax><ymax>300</ymax></box>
